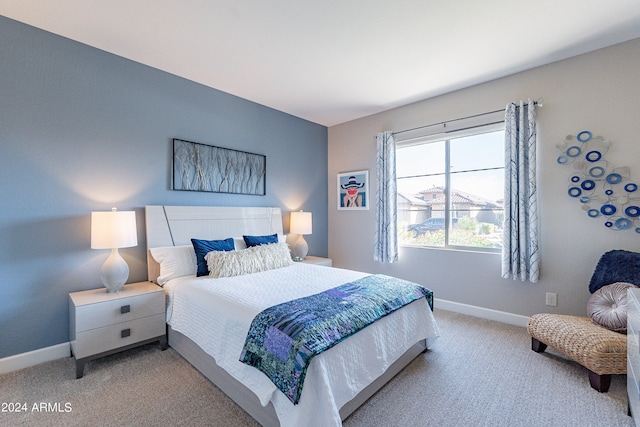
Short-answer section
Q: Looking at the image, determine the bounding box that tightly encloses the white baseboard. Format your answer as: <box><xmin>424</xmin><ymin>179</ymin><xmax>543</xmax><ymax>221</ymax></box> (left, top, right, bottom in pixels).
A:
<box><xmin>434</xmin><ymin>298</ymin><xmax>529</xmax><ymax>328</ymax></box>
<box><xmin>0</xmin><ymin>342</ymin><xmax>70</xmax><ymax>375</ymax></box>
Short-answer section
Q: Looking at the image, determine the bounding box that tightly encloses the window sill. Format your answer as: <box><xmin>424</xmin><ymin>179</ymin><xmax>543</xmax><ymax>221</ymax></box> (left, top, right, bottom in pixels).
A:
<box><xmin>399</xmin><ymin>243</ymin><xmax>501</xmax><ymax>255</ymax></box>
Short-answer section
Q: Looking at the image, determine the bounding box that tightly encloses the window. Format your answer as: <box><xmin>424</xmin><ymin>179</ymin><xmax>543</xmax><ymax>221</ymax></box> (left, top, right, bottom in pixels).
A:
<box><xmin>396</xmin><ymin>122</ymin><xmax>504</xmax><ymax>251</ymax></box>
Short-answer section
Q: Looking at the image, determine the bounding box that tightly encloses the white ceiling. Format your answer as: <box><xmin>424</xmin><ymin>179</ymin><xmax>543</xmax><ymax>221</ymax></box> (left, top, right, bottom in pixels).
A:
<box><xmin>2</xmin><ymin>1</ymin><xmax>640</xmax><ymax>126</ymax></box>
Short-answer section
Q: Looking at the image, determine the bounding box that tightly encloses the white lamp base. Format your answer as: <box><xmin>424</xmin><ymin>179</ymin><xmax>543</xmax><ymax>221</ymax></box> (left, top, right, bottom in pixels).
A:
<box><xmin>100</xmin><ymin>248</ymin><xmax>129</xmax><ymax>293</ymax></box>
<box><xmin>291</xmin><ymin>235</ymin><xmax>309</xmax><ymax>261</ymax></box>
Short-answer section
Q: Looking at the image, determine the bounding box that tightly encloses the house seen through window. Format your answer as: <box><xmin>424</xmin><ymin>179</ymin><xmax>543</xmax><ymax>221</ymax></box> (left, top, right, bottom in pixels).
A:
<box><xmin>396</xmin><ymin>123</ymin><xmax>505</xmax><ymax>251</ymax></box>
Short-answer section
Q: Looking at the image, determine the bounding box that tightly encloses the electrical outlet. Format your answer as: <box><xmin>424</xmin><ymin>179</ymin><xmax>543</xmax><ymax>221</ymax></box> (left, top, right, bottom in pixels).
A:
<box><xmin>546</xmin><ymin>292</ymin><xmax>558</xmax><ymax>307</ymax></box>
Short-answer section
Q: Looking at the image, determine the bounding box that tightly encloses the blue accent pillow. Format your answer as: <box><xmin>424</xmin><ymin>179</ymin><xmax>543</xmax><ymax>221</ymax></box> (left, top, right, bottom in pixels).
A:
<box><xmin>589</xmin><ymin>250</ymin><xmax>640</xmax><ymax>293</ymax></box>
<box><xmin>191</xmin><ymin>238</ymin><xmax>234</xmax><ymax>276</ymax></box>
<box><xmin>243</xmin><ymin>233</ymin><xmax>278</xmax><ymax>247</ymax></box>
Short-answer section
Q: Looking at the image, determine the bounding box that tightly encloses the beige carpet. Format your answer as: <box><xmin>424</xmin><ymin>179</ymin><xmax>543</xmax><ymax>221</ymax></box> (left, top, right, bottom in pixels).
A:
<box><xmin>0</xmin><ymin>310</ymin><xmax>632</xmax><ymax>426</ymax></box>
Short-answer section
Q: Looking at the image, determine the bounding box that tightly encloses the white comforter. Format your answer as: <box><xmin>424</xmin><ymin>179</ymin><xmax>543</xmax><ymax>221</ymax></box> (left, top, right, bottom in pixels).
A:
<box><xmin>165</xmin><ymin>263</ymin><xmax>440</xmax><ymax>427</ymax></box>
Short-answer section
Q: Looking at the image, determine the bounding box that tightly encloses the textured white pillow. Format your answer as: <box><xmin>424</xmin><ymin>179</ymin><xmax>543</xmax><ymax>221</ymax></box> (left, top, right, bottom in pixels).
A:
<box><xmin>206</xmin><ymin>241</ymin><xmax>293</xmax><ymax>278</ymax></box>
<box><xmin>149</xmin><ymin>245</ymin><xmax>197</xmax><ymax>285</ymax></box>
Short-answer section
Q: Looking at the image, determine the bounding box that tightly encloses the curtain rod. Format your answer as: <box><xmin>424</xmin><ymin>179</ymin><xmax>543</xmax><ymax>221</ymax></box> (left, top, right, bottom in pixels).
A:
<box><xmin>393</xmin><ymin>98</ymin><xmax>543</xmax><ymax>136</ymax></box>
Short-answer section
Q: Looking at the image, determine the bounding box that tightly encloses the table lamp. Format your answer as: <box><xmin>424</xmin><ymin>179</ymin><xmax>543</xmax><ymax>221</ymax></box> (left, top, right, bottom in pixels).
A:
<box><xmin>290</xmin><ymin>210</ymin><xmax>312</xmax><ymax>261</ymax></box>
<box><xmin>91</xmin><ymin>208</ymin><xmax>138</xmax><ymax>292</ymax></box>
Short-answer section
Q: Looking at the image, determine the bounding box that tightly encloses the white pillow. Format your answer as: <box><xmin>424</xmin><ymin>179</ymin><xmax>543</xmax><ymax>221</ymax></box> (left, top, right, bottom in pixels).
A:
<box><xmin>233</xmin><ymin>234</ymin><xmax>286</xmax><ymax>250</ymax></box>
<box><xmin>206</xmin><ymin>241</ymin><xmax>293</xmax><ymax>278</ymax></box>
<box><xmin>233</xmin><ymin>237</ymin><xmax>247</xmax><ymax>251</ymax></box>
<box><xmin>149</xmin><ymin>245</ymin><xmax>197</xmax><ymax>285</ymax></box>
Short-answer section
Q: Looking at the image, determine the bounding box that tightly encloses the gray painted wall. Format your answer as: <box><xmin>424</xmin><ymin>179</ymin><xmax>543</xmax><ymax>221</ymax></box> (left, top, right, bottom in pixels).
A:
<box><xmin>0</xmin><ymin>17</ymin><xmax>328</xmax><ymax>358</ymax></box>
<box><xmin>328</xmin><ymin>38</ymin><xmax>640</xmax><ymax>318</ymax></box>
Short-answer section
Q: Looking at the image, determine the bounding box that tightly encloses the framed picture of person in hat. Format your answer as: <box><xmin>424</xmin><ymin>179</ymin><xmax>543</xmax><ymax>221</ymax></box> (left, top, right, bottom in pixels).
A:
<box><xmin>337</xmin><ymin>170</ymin><xmax>369</xmax><ymax>210</ymax></box>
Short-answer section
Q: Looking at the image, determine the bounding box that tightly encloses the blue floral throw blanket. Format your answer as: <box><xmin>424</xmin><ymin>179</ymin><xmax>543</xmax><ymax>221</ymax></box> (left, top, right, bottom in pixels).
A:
<box><xmin>239</xmin><ymin>274</ymin><xmax>433</xmax><ymax>404</ymax></box>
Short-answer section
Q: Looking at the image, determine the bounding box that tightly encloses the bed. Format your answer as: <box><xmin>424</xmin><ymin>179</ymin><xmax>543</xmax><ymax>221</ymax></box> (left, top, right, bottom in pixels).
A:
<box><xmin>145</xmin><ymin>205</ymin><xmax>439</xmax><ymax>427</ymax></box>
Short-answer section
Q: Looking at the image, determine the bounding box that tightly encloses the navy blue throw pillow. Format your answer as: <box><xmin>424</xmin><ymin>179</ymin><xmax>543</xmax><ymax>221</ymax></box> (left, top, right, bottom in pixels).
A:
<box><xmin>589</xmin><ymin>250</ymin><xmax>640</xmax><ymax>293</ymax></box>
<box><xmin>243</xmin><ymin>234</ymin><xmax>278</xmax><ymax>247</ymax></box>
<box><xmin>191</xmin><ymin>238</ymin><xmax>235</xmax><ymax>276</ymax></box>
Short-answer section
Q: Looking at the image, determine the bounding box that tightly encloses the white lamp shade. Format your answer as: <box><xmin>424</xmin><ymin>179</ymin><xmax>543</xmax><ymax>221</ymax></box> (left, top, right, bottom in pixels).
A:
<box><xmin>290</xmin><ymin>211</ymin><xmax>312</xmax><ymax>235</ymax></box>
<box><xmin>91</xmin><ymin>209</ymin><xmax>137</xmax><ymax>249</ymax></box>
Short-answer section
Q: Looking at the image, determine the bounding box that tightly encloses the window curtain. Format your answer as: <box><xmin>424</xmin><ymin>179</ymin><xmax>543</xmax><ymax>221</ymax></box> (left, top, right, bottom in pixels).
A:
<box><xmin>502</xmin><ymin>99</ymin><xmax>539</xmax><ymax>282</ymax></box>
<box><xmin>374</xmin><ymin>131</ymin><xmax>398</xmax><ymax>263</ymax></box>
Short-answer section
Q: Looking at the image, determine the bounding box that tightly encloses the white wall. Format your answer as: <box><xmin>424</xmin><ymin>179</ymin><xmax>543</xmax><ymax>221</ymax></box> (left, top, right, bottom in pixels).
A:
<box><xmin>328</xmin><ymin>38</ymin><xmax>640</xmax><ymax>318</ymax></box>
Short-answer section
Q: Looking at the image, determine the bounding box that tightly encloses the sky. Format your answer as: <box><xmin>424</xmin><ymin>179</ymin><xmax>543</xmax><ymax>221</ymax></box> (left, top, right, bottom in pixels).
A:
<box><xmin>396</xmin><ymin>130</ymin><xmax>505</xmax><ymax>202</ymax></box>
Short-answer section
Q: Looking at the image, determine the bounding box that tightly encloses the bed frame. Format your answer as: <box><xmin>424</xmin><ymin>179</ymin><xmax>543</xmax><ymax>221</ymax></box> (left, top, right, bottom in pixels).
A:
<box><xmin>145</xmin><ymin>205</ymin><xmax>427</xmax><ymax>426</ymax></box>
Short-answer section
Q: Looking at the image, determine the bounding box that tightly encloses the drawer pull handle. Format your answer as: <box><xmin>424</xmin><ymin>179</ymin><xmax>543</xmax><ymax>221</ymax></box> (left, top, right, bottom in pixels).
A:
<box><xmin>121</xmin><ymin>305</ymin><xmax>130</xmax><ymax>314</ymax></box>
<box><xmin>121</xmin><ymin>328</ymin><xmax>131</xmax><ymax>338</ymax></box>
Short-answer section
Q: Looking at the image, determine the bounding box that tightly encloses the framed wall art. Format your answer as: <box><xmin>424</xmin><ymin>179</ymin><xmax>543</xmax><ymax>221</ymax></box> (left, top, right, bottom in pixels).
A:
<box><xmin>337</xmin><ymin>170</ymin><xmax>369</xmax><ymax>210</ymax></box>
<box><xmin>557</xmin><ymin>130</ymin><xmax>639</xmax><ymax>233</ymax></box>
<box><xmin>172</xmin><ymin>138</ymin><xmax>266</xmax><ymax>195</ymax></box>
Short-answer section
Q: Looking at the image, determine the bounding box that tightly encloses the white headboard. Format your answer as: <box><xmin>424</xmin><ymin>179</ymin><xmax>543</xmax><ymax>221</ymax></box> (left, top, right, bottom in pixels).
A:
<box><xmin>145</xmin><ymin>205</ymin><xmax>283</xmax><ymax>283</ymax></box>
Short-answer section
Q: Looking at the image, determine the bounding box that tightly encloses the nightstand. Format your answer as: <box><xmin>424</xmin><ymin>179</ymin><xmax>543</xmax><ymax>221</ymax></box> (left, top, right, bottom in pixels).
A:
<box><xmin>301</xmin><ymin>256</ymin><xmax>332</xmax><ymax>267</ymax></box>
<box><xmin>628</xmin><ymin>288</ymin><xmax>640</xmax><ymax>424</ymax></box>
<box><xmin>69</xmin><ymin>281</ymin><xmax>167</xmax><ymax>378</ymax></box>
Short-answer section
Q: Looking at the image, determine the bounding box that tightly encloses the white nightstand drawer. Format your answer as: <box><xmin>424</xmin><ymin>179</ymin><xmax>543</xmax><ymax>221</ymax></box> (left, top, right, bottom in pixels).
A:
<box><xmin>628</xmin><ymin>288</ymin><xmax>640</xmax><ymax>425</ymax></box>
<box><xmin>73</xmin><ymin>313</ymin><xmax>165</xmax><ymax>358</ymax></box>
<box><xmin>75</xmin><ymin>291</ymin><xmax>164</xmax><ymax>332</ymax></box>
<box><xmin>301</xmin><ymin>256</ymin><xmax>332</xmax><ymax>267</ymax></box>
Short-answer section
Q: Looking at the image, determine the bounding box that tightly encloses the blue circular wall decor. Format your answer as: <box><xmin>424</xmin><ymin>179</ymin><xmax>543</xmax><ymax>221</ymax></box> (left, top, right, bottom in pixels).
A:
<box><xmin>557</xmin><ymin>131</ymin><xmax>639</xmax><ymax>232</ymax></box>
